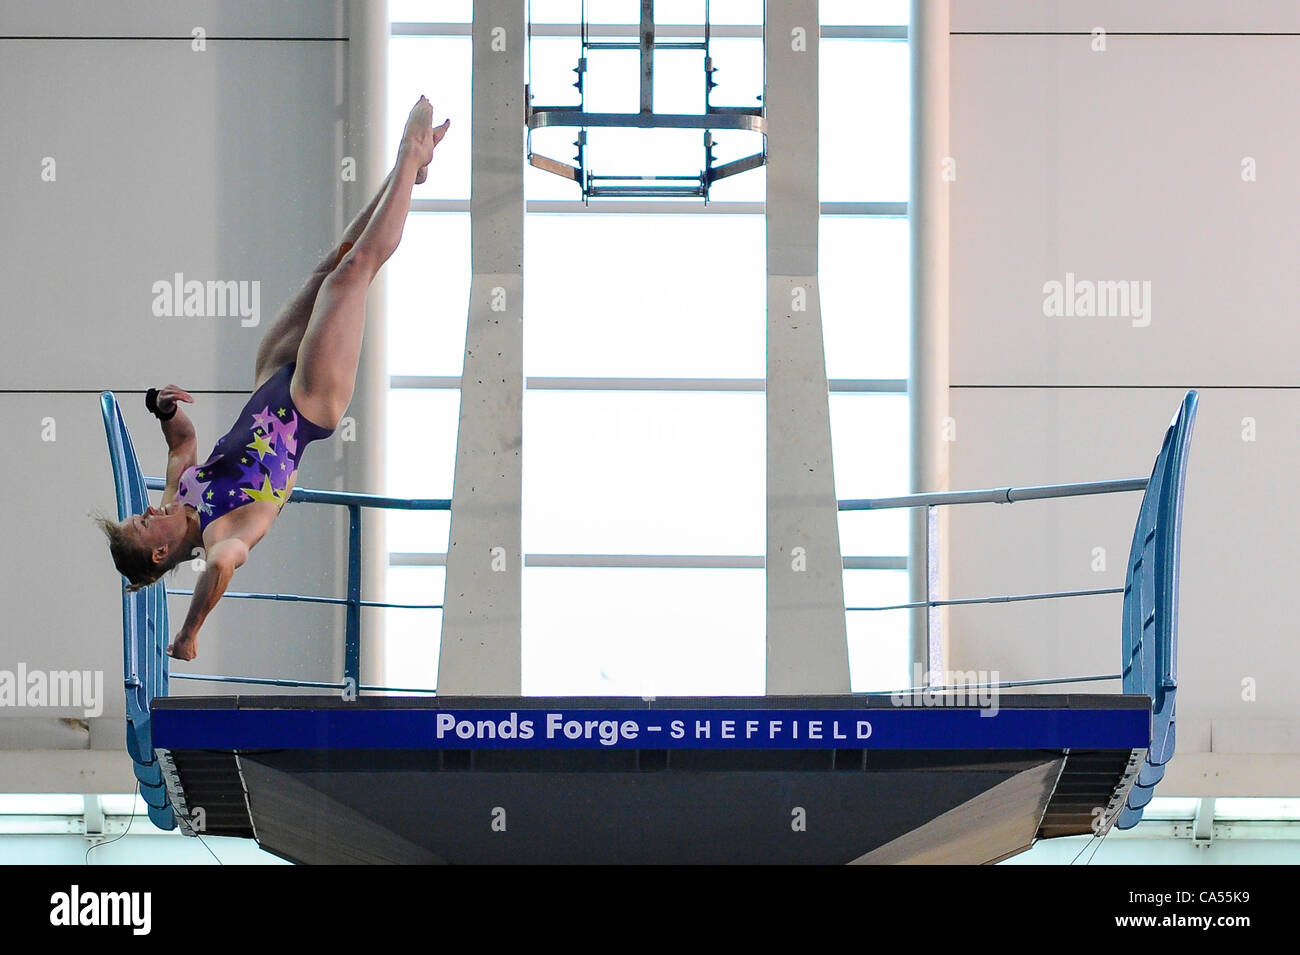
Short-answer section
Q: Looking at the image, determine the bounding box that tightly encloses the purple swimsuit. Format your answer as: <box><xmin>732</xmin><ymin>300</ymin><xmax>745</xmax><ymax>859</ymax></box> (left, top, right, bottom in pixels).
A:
<box><xmin>173</xmin><ymin>362</ymin><xmax>334</xmax><ymax>531</ymax></box>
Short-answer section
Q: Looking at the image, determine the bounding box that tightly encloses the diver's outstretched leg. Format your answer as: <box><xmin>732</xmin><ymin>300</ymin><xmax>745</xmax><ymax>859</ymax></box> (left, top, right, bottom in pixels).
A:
<box><xmin>251</xmin><ymin>169</ymin><xmax>401</xmax><ymax>387</ymax></box>
<box><xmin>290</xmin><ymin>97</ymin><xmax>449</xmax><ymax>429</ymax></box>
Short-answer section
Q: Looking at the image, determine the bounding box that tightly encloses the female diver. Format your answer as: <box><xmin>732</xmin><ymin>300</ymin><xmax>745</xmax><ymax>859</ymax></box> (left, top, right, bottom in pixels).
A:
<box><xmin>97</xmin><ymin>97</ymin><xmax>449</xmax><ymax>661</ymax></box>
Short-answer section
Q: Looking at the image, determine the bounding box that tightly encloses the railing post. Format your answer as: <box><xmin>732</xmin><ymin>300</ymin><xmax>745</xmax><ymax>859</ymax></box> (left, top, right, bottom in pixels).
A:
<box><xmin>345</xmin><ymin>504</ymin><xmax>362</xmax><ymax>693</ymax></box>
<box><xmin>926</xmin><ymin>504</ymin><xmax>941</xmax><ymax>686</ymax></box>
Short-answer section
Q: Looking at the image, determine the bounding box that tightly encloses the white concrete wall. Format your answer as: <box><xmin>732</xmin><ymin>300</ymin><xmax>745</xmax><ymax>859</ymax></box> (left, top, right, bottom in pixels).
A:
<box><xmin>0</xmin><ymin>1</ymin><xmax>362</xmax><ymax>790</ymax></box>
<box><xmin>948</xmin><ymin>1</ymin><xmax>1300</xmax><ymax>794</ymax></box>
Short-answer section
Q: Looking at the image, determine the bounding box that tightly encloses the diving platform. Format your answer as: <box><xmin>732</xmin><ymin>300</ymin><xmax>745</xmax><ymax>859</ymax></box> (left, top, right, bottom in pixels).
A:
<box><xmin>152</xmin><ymin>693</ymin><xmax>1152</xmax><ymax>865</ymax></box>
<box><xmin>101</xmin><ymin>389</ymin><xmax>1197</xmax><ymax>864</ymax></box>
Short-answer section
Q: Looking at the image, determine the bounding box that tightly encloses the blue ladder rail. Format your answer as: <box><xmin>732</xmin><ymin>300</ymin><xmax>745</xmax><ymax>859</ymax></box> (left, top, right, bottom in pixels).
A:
<box><xmin>100</xmin><ymin>393</ymin><xmax>175</xmax><ymax>831</ymax></box>
<box><xmin>1115</xmin><ymin>391</ymin><xmax>1198</xmax><ymax>827</ymax></box>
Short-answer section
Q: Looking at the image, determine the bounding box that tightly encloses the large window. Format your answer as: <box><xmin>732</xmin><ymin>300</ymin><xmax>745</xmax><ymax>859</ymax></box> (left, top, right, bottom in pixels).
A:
<box><xmin>386</xmin><ymin>3</ymin><xmax>910</xmax><ymax>693</ymax></box>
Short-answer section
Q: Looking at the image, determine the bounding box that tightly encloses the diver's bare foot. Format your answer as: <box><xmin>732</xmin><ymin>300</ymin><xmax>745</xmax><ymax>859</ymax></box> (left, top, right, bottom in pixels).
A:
<box><xmin>401</xmin><ymin>97</ymin><xmax>436</xmax><ymax>170</ymax></box>
<box><xmin>401</xmin><ymin>97</ymin><xmax>450</xmax><ymax>184</ymax></box>
<box><xmin>431</xmin><ymin>117</ymin><xmax>451</xmax><ymax>149</ymax></box>
<box><xmin>167</xmin><ymin>633</ymin><xmax>198</xmax><ymax>661</ymax></box>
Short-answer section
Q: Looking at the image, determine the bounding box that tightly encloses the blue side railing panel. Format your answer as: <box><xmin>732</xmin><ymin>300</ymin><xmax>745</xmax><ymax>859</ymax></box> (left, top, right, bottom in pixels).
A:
<box><xmin>100</xmin><ymin>393</ymin><xmax>176</xmax><ymax>831</ymax></box>
<box><xmin>1116</xmin><ymin>391</ymin><xmax>1197</xmax><ymax>830</ymax></box>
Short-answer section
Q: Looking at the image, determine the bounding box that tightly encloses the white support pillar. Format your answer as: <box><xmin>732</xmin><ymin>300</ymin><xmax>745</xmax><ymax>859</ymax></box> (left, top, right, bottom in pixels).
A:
<box><xmin>345</xmin><ymin>0</ymin><xmax>389</xmax><ymax>687</ymax></box>
<box><xmin>438</xmin><ymin>2</ymin><xmax>526</xmax><ymax>695</ymax></box>
<box><xmin>908</xmin><ymin>0</ymin><xmax>951</xmax><ymax>682</ymax></box>
<box><xmin>764</xmin><ymin>0</ymin><xmax>851</xmax><ymax>695</ymax></box>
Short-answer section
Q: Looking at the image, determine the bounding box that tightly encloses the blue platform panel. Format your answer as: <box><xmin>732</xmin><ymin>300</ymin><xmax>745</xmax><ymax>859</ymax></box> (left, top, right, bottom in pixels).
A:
<box><xmin>152</xmin><ymin>694</ymin><xmax>1152</xmax><ymax>753</ymax></box>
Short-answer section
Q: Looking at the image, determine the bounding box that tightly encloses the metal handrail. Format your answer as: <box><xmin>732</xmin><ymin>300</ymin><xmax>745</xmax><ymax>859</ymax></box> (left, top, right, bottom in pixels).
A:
<box><xmin>145</xmin><ymin>473</ymin><xmax>1149</xmax><ymax>694</ymax></box>
<box><xmin>169</xmin><ymin>672</ymin><xmax>440</xmax><ymax>694</ymax></box>
<box><xmin>847</xmin><ymin>585</ymin><xmax>1125</xmax><ymax>613</ymax></box>
<box><xmin>142</xmin><ymin>475</ymin><xmax>449</xmax><ymax>511</ymax></box>
<box><xmin>839</xmin><ymin>475</ymin><xmax>1150</xmax><ymax>688</ymax></box>
<box><xmin>164</xmin><ymin>588</ymin><xmax>443</xmax><ymax>610</ymax></box>
<box><xmin>859</xmin><ymin>673</ymin><xmax>1123</xmax><ymax>695</ymax></box>
<box><xmin>838</xmin><ymin>476</ymin><xmax>1147</xmax><ymax>511</ymax></box>
<box><xmin>143</xmin><ymin>475</ymin><xmax>449</xmax><ymax>690</ymax></box>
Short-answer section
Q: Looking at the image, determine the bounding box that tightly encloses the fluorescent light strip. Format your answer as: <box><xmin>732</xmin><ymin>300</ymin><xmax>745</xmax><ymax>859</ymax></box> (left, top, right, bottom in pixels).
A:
<box><xmin>0</xmin><ymin>794</ymin><xmax>83</xmax><ymax>815</ymax></box>
<box><xmin>1216</xmin><ymin>798</ymin><xmax>1300</xmax><ymax>821</ymax></box>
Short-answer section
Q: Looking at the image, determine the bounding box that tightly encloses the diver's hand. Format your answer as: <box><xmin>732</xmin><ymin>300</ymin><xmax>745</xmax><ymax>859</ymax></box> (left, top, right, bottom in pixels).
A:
<box><xmin>166</xmin><ymin>628</ymin><xmax>198</xmax><ymax>661</ymax></box>
<box><xmin>155</xmin><ymin>385</ymin><xmax>194</xmax><ymax>415</ymax></box>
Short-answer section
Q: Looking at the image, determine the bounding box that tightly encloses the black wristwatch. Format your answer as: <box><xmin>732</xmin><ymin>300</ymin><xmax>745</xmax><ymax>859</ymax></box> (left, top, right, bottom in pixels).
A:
<box><xmin>145</xmin><ymin>387</ymin><xmax>177</xmax><ymax>421</ymax></box>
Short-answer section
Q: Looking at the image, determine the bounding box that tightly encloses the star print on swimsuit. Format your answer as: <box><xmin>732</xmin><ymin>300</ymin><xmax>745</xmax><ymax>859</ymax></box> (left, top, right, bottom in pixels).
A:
<box><xmin>243</xmin><ymin>473</ymin><xmax>292</xmax><ymax>508</ymax></box>
<box><xmin>177</xmin><ymin>366</ymin><xmax>333</xmax><ymax>533</ymax></box>
<box><xmin>178</xmin><ymin>469</ymin><xmax>214</xmax><ymax>515</ymax></box>
<box><xmin>269</xmin><ymin>411</ymin><xmax>299</xmax><ymax>457</ymax></box>
<box><xmin>246</xmin><ymin>428</ymin><xmax>276</xmax><ymax>461</ymax></box>
<box><xmin>235</xmin><ymin>455</ymin><xmax>267</xmax><ymax>490</ymax></box>
<box><xmin>251</xmin><ymin>406</ymin><xmax>278</xmax><ymax>434</ymax></box>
